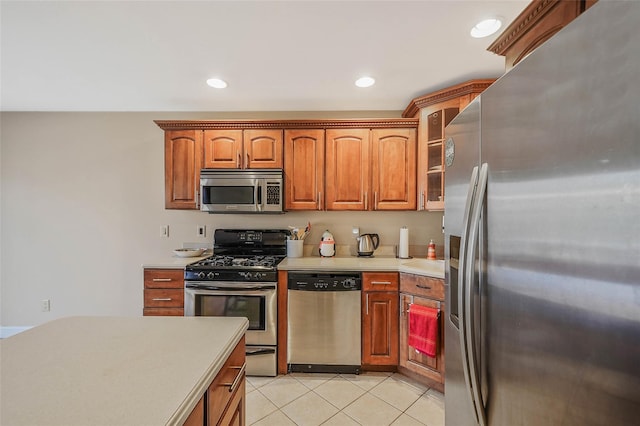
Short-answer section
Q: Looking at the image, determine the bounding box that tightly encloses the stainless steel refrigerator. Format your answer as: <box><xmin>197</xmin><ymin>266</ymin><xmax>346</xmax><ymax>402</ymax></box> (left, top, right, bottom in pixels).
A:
<box><xmin>443</xmin><ymin>2</ymin><xmax>640</xmax><ymax>425</ymax></box>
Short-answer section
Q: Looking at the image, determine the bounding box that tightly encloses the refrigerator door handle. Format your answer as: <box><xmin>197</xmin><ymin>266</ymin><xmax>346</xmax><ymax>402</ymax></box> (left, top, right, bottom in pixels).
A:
<box><xmin>457</xmin><ymin>165</ymin><xmax>479</xmax><ymax>424</ymax></box>
<box><xmin>464</xmin><ymin>162</ymin><xmax>489</xmax><ymax>426</ymax></box>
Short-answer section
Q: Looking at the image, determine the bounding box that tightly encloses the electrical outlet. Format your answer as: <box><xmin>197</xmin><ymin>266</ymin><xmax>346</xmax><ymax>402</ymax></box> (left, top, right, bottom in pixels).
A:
<box><xmin>41</xmin><ymin>299</ymin><xmax>50</xmax><ymax>312</ymax></box>
<box><xmin>197</xmin><ymin>225</ymin><xmax>206</xmax><ymax>238</ymax></box>
<box><xmin>161</xmin><ymin>225</ymin><xmax>169</xmax><ymax>238</ymax></box>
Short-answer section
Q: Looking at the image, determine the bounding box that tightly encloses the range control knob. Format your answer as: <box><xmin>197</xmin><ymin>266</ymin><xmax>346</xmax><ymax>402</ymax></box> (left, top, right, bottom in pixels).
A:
<box><xmin>197</xmin><ymin>272</ymin><xmax>206</xmax><ymax>279</ymax></box>
<box><xmin>207</xmin><ymin>272</ymin><xmax>216</xmax><ymax>279</ymax></box>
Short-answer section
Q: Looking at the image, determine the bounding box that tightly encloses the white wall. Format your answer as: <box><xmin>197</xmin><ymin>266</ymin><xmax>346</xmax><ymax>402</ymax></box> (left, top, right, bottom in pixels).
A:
<box><xmin>0</xmin><ymin>111</ymin><xmax>443</xmax><ymax>327</ymax></box>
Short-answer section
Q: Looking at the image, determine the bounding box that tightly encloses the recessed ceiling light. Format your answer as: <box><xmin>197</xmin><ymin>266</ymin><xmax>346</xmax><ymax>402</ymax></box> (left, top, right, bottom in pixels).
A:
<box><xmin>206</xmin><ymin>78</ymin><xmax>228</xmax><ymax>89</ymax></box>
<box><xmin>355</xmin><ymin>76</ymin><xmax>375</xmax><ymax>88</ymax></box>
<box><xmin>470</xmin><ymin>18</ymin><xmax>502</xmax><ymax>38</ymax></box>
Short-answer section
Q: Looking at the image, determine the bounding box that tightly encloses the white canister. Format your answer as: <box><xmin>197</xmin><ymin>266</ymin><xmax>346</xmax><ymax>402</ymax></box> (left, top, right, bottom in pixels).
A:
<box><xmin>286</xmin><ymin>239</ymin><xmax>304</xmax><ymax>258</ymax></box>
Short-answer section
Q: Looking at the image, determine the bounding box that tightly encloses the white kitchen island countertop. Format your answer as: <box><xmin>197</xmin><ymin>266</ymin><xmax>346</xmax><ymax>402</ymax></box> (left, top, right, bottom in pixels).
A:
<box><xmin>278</xmin><ymin>256</ymin><xmax>445</xmax><ymax>279</ymax></box>
<box><xmin>0</xmin><ymin>316</ymin><xmax>248</xmax><ymax>426</ymax></box>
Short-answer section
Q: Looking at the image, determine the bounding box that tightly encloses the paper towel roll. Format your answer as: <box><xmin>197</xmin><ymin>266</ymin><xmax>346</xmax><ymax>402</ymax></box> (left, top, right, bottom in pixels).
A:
<box><xmin>399</xmin><ymin>226</ymin><xmax>410</xmax><ymax>259</ymax></box>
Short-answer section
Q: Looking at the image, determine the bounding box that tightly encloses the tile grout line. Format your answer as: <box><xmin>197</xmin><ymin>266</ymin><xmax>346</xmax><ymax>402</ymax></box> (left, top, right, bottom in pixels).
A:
<box><xmin>247</xmin><ymin>373</ymin><xmax>439</xmax><ymax>426</ymax></box>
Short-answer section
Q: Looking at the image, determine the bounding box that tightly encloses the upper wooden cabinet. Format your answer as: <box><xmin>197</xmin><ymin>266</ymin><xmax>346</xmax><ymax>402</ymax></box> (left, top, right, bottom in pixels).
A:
<box><xmin>203</xmin><ymin>129</ymin><xmax>242</xmax><ymax>168</ymax></box>
<box><xmin>325</xmin><ymin>128</ymin><xmax>417</xmax><ymax>211</ymax></box>
<box><xmin>403</xmin><ymin>80</ymin><xmax>494</xmax><ymax>211</ymax></box>
<box><xmin>371</xmin><ymin>128</ymin><xmax>417</xmax><ymax>211</ymax></box>
<box><xmin>325</xmin><ymin>129</ymin><xmax>371</xmax><ymax>210</ymax></box>
<box><xmin>164</xmin><ymin>130</ymin><xmax>202</xmax><ymax>210</ymax></box>
<box><xmin>487</xmin><ymin>0</ymin><xmax>598</xmax><ymax>70</ymax></box>
<box><xmin>244</xmin><ymin>129</ymin><xmax>283</xmax><ymax>169</ymax></box>
<box><xmin>203</xmin><ymin>129</ymin><xmax>283</xmax><ymax>169</ymax></box>
<box><xmin>156</xmin><ymin>119</ymin><xmax>418</xmax><ymax>211</ymax></box>
<box><xmin>284</xmin><ymin>129</ymin><xmax>325</xmax><ymax>210</ymax></box>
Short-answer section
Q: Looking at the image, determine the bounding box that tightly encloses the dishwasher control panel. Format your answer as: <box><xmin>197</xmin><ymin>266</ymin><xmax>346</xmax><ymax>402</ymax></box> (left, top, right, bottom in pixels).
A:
<box><xmin>288</xmin><ymin>272</ymin><xmax>361</xmax><ymax>291</ymax></box>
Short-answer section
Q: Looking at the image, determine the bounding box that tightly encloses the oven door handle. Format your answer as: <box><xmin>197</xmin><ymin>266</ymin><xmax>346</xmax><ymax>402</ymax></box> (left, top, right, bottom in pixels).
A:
<box><xmin>186</xmin><ymin>285</ymin><xmax>275</xmax><ymax>292</ymax></box>
<box><xmin>246</xmin><ymin>347</ymin><xmax>276</xmax><ymax>356</ymax></box>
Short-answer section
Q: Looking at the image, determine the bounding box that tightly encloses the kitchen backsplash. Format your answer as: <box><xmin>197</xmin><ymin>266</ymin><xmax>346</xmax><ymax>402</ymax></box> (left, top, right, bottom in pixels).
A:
<box><xmin>164</xmin><ymin>210</ymin><xmax>444</xmax><ymax>259</ymax></box>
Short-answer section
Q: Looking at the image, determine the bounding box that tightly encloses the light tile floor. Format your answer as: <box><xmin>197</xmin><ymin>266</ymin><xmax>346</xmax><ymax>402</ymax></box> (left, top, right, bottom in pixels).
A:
<box><xmin>246</xmin><ymin>372</ymin><xmax>444</xmax><ymax>426</ymax></box>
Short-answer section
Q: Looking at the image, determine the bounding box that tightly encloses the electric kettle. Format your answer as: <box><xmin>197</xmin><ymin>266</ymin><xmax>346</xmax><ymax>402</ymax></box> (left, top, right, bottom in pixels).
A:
<box><xmin>357</xmin><ymin>233</ymin><xmax>380</xmax><ymax>257</ymax></box>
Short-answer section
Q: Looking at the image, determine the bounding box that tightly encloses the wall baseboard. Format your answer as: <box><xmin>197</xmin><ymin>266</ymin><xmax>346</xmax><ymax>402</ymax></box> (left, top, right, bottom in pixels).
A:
<box><xmin>0</xmin><ymin>326</ymin><xmax>33</xmax><ymax>338</ymax></box>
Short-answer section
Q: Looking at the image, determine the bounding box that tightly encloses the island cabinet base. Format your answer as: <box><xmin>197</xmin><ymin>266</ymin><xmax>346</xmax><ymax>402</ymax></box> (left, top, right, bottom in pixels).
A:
<box><xmin>206</xmin><ymin>337</ymin><xmax>247</xmax><ymax>426</ymax></box>
<box><xmin>185</xmin><ymin>336</ymin><xmax>247</xmax><ymax>426</ymax></box>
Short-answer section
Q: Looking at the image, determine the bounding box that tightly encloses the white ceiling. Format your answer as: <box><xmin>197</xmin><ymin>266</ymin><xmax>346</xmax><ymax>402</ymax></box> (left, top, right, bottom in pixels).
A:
<box><xmin>1</xmin><ymin>0</ymin><xmax>528</xmax><ymax>112</ymax></box>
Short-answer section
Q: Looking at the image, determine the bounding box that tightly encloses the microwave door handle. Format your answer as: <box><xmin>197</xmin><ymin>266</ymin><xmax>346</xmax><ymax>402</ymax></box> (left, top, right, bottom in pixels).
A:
<box><xmin>257</xmin><ymin>184</ymin><xmax>263</xmax><ymax>210</ymax></box>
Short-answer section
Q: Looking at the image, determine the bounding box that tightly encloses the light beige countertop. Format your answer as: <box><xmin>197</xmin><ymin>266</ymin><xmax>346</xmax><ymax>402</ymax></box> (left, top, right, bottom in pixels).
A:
<box><xmin>142</xmin><ymin>254</ymin><xmax>209</xmax><ymax>269</ymax></box>
<box><xmin>0</xmin><ymin>316</ymin><xmax>248</xmax><ymax>426</ymax></box>
<box><xmin>278</xmin><ymin>256</ymin><xmax>445</xmax><ymax>279</ymax></box>
<box><xmin>142</xmin><ymin>253</ymin><xmax>445</xmax><ymax>279</ymax></box>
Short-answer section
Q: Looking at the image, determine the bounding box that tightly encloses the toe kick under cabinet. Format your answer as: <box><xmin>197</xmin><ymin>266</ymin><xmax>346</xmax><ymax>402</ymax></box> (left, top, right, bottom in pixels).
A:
<box><xmin>399</xmin><ymin>272</ymin><xmax>445</xmax><ymax>392</ymax></box>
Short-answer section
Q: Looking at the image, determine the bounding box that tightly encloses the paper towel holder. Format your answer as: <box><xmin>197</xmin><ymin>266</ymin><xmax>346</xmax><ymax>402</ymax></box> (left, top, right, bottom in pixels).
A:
<box><xmin>397</xmin><ymin>226</ymin><xmax>412</xmax><ymax>259</ymax></box>
<box><xmin>395</xmin><ymin>246</ymin><xmax>413</xmax><ymax>259</ymax></box>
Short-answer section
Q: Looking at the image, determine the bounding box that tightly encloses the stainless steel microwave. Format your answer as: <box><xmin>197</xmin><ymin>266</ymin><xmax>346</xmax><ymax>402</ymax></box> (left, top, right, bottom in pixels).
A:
<box><xmin>200</xmin><ymin>169</ymin><xmax>284</xmax><ymax>213</ymax></box>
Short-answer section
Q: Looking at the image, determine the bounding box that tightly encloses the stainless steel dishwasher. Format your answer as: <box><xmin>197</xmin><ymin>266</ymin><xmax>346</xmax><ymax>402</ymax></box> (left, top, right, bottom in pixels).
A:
<box><xmin>287</xmin><ymin>272</ymin><xmax>361</xmax><ymax>374</ymax></box>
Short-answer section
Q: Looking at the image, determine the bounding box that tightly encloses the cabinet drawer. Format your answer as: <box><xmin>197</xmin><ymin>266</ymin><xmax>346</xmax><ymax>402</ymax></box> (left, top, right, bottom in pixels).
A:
<box><xmin>400</xmin><ymin>273</ymin><xmax>444</xmax><ymax>300</ymax></box>
<box><xmin>143</xmin><ymin>289</ymin><xmax>184</xmax><ymax>308</ymax></box>
<box><xmin>208</xmin><ymin>337</ymin><xmax>246</xmax><ymax>426</ymax></box>
<box><xmin>363</xmin><ymin>272</ymin><xmax>399</xmax><ymax>291</ymax></box>
<box><xmin>144</xmin><ymin>269</ymin><xmax>184</xmax><ymax>289</ymax></box>
<box><xmin>142</xmin><ymin>307</ymin><xmax>184</xmax><ymax>316</ymax></box>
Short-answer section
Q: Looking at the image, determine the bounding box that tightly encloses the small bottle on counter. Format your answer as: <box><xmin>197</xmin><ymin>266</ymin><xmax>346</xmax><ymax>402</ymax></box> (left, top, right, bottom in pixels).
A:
<box><xmin>427</xmin><ymin>239</ymin><xmax>437</xmax><ymax>260</ymax></box>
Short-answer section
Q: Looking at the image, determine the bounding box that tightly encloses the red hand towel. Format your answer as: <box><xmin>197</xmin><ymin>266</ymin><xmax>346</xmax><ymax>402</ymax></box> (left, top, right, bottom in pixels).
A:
<box><xmin>408</xmin><ymin>304</ymin><xmax>439</xmax><ymax>357</ymax></box>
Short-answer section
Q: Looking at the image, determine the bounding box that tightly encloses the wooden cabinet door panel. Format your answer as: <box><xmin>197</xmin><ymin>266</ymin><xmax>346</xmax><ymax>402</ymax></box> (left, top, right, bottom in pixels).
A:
<box><xmin>399</xmin><ymin>293</ymin><xmax>445</xmax><ymax>384</ymax></box>
<box><xmin>203</xmin><ymin>130</ymin><xmax>242</xmax><ymax>168</ymax></box>
<box><xmin>244</xmin><ymin>129</ymin><xmax>283</xmax><ymax>168</ymax></box>
<box><xmin>218</xmin><ymin>380</ymin><xmax>245</xmax><ymax>426</ymax></box>
<box><xmin>363</xmin><ymin>291</ymin><xmax>399</xmax><ymax>366</ymax></box>
<box><xmin>284</xmin><ymin>129</ymin><xmax>325</xmax><ymax>210</ymax></box>
<box><xmin>208</xmin><ymin>338</ymin><xmax>246</xmax><ymax>426</ymax></box>
<box><xmin>371</xmin><ymin>128</ymin><xmax>417</xmax><ymax>210</ymax></box>
<box><xmin>325</xmin><ymin>129</ymin><xmax>370</xmax><ymax>210</ymax></box>
<box><xmin>164</xmin><ymin>130</ymin><xmax>202</xmax><ymax>209</ymax></box>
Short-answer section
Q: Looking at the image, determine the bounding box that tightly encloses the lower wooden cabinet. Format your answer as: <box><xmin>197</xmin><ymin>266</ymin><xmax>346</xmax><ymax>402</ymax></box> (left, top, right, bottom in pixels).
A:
<box><xmin>399</xmin><ymin>273</ymin><xmax>445</xmax><ymax>391</ymax></box>
<box><xmin>362</xmin><ymin>272</ymin><xmax>399</xmax><ymax>369</ymax></box>
<box><xmin>183</xmin><ymin>396</ymin><xmax>205</xmax><ymax>426</ymax></box>
<box><xmin>208</xmin><ymin>337</ymin><xmax>246</xmax><ymax>426</ymax></box>
<box><xmin>184</xmin><ymin>337</ymin><xmax>246</xmax><ymax>426</ymax></box>
<box><xmin>143</xmin><ymin>269</ymin><xmax>184</xmax><ymax>316</ymax></box>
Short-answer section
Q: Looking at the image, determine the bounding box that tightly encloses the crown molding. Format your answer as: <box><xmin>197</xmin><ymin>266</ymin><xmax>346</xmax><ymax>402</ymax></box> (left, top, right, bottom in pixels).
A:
<box><xmin>487</xmin><ymin>0</ymin><xmax>563</xmax><ymax>56</ymax></box>
<box><xmin>154</xmin><ymin>118</ymin><xmax>419</xmax><ymax>131</ymax></box>
<box><xmin>401</xmin><ymin>79</ymin><xmax>495</xmax><ymax>118</ymax></box>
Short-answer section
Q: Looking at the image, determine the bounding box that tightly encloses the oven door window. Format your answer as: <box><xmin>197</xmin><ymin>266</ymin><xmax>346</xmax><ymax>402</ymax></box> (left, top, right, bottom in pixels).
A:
<box><xmin>195</xmin><ymin>294</ymin><xmax>266</xmax><ymax>330</ymax></box>
<box><xmin>202</xmin><ymin>185</ymin><xmax>255</xmax><ymax>205</ymax></box>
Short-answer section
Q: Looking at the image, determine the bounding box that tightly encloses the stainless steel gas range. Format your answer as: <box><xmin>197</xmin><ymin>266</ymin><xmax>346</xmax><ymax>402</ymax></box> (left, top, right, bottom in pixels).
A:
<box><xmin>184</xmin><ymin>229</ymin><xmax>287</xmax><ymax>377</ymax></box>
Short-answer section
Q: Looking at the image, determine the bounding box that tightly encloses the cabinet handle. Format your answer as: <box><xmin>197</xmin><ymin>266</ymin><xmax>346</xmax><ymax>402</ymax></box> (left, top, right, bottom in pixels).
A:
<box><xmin>317</xmin><ymin>192</ymin><xmax>321</xmax><ymax>210</ymax></box>
<box><xmin>237</xmin><ymin>152</ymin><xmax>241</xmax><ymax>168</ymax></box>
<box><xmin>416</xmin><ymin>285</ymin><xmax>432</xmax><ymax>290</ymax></box>
<box><xmin>222</xmin><ymin>363</ymin><xmax>246</xmax><ymax>393</ymax></box>
<box><xmin>366</xmin><ymin>294</ymin><xmax>369</xmax><ymax>315</ymax></box>
<box><xmin>364</xmin><ymin>192</ymin><xmax>368</xmax><ymax>208</ymax></box>
<box><xmin>374</xmin><ymin>192</ymin><xmax>378</xmax><ymax>210</ymax></box>
<box><xmin>152</xmin><ymin>298</ymin><xmax>172</xmax><ymax>301</ymax></box>
<box><xmin>196</xmin><ymin>189</ymin><xmax>200</xmax><ymax>209</ymax></box>
<box><xmin>371</xmin><ymin>281</ymin><xmax>392</xmax><ymax>285</ymax></box>
<box><xmin>246</xmin><ymin>152</ymin><xmax>250</xmax><ymax>167</ymax></box>
<box><xmin>152</xmin><ymin>278</ymin><xmax>172</xmax><ymax>282</ymax></box>
<box><xmin>420</xmin><ymin>192</ymin><xmax>425</xmax><ymax>210</ymax></box>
